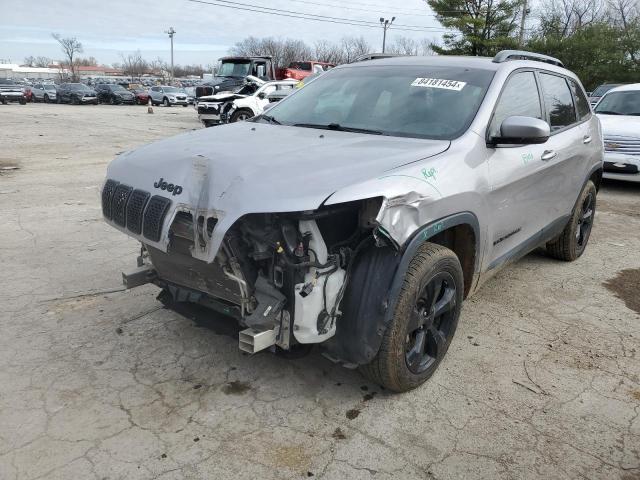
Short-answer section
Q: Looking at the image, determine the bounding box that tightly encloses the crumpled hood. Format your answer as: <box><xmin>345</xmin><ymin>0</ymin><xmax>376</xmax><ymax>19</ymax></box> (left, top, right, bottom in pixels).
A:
<box><xmin>106</xmin><ymin>122</ymin><xmax>449</xmax><ymax>260</ymax></box>
<box><xmin>597</xmin><ymin>114</ymin><xmax>640</xmax><ymax>138</ymax></box>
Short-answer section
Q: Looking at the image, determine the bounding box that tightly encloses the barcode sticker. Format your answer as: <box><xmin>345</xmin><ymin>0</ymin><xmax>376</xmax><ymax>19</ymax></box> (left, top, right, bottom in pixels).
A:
<box><xmin>411</xmin><ymin>78</ymin><xmax>467</xmax><ymax>91</ymax></box>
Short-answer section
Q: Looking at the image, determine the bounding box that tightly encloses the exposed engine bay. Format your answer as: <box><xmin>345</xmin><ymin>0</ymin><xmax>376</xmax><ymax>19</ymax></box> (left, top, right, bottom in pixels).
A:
<box><xmin>124</xmin><ymin>197</ymin><xmax>384</xmax><ymax>354</ymax></box>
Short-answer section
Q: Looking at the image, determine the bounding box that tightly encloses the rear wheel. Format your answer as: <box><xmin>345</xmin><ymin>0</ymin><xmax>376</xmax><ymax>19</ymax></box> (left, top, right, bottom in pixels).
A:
<box><xmin>360</xmin><ymin>243</ymin><xmax>463</xmax><ymax>392</ymax></box>
<box><xmin>546</xmin><ymin>180</ymin><xmax>597</xmax><ymax>261</ymax></box>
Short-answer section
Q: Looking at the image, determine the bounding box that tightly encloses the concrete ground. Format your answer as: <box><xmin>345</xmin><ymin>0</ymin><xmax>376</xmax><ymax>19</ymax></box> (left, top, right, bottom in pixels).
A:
<box><xmin>1</xmin><ymin>103</ymin><xmax>639</xmax><ymax>480</ymax></box>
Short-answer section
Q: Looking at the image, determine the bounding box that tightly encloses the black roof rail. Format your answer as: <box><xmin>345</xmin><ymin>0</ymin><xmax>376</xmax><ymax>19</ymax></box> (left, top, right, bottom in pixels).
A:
<box><xmin>492</xmin><ymin>50</ymin><xmax>564</xmax><ymax>68</ymax></box>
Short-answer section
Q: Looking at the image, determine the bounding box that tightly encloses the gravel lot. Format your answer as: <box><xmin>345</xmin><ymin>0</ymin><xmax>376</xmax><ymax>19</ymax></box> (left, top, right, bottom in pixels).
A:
<box><xmin>1</xmin><ymin>103</ymin><xmax>639</xmax><ymax>480</ymax></box>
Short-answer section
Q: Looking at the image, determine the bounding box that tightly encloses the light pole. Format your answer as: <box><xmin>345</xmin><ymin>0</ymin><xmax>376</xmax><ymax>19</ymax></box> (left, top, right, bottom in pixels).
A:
<box><xmin>379</xmin><ymin>17</ymin><xmax>395</xmax><ymax>53</ymax></box>
<box><xmin>165</xmin><ymin>27</ymin><xmax>176</xmax><ymax>81</ymax></box>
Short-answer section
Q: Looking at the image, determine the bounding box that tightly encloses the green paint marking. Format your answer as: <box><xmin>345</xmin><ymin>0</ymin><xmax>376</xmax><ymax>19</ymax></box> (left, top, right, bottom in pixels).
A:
<box><xmin>422</xmin><ymin>167</ymin><xmax>437</xmax><ymax>181</ymax></box>
<box><xmin>521</xmin><ymin>152</ymin><xmax>534</xmax><ymax>165</ymax></box>
<box><xmin>377</xmin><ymin>174</ymin><xmax>443</xmax><ymax>197</ymax></box>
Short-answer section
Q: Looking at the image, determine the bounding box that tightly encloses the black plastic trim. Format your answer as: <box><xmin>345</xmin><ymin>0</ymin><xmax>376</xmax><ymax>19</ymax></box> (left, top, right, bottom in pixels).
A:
<box><xmin>101</xmin><ymin>179</ymin><xmax>119</xmax><ymax>220</ymax></box>
<box><xmin>143</xmin><ymin>195</ymin><xmax>171</xmax><ymax>242</ymax></box>
<box><xmin>126</xmin><ymin>189</ymin><xmax>150</xmax><ymax>235</ymax></box>
<box><xmin>111</xmin><ymin>184</ymin><xmax>133</xmax><ymax>227</ymax></box>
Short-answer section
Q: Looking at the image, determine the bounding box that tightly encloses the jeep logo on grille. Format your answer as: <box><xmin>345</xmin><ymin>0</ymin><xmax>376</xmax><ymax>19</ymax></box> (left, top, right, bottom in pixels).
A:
<box><xmin>153</xmin><ymin>177</ymin><xmax>183</xmax><ymax>196</ymax></box>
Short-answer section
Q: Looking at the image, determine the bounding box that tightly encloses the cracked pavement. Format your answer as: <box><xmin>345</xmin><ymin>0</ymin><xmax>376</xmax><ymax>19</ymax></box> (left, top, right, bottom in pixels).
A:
<box><xmin>1</xmin><ymin>104</ymin><xmax>639</xmax><ymax>479</ymax></box>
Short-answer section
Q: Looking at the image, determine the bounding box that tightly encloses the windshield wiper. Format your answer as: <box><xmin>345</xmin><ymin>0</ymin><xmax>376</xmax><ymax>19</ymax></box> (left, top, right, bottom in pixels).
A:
<box><xmin>596</xmin><ymin>110</ymin><xmax>622</xmax><ymax>115</ymax></box>
<box><xmin>293</xmin><ymin>123</ymin><xmax>383</xmax><ymax>135</ymax></box>
<box><xmin>257</xmin><ymin>114</ymin><xmax>281</xmax><ymax>125</ymax></box>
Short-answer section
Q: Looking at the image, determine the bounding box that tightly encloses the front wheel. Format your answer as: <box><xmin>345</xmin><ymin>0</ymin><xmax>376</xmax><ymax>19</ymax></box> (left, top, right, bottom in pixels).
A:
<box><xmin>229</xmin><ymin>109</ymin><xmax>253</xmax><ymax>123</ymax></box>
<box><xmin>360</xmin><ymin>243</ymin><xmax>463</xmax><ymax>392</ymax></box>
<box><xmin>163</xmin><ymin>97</ymin><xmax>170</xmax><ymax>107</ymax></box>
<box><xmin>546</xmin><ymin>180</ymin><xmax>597</xmax><ymax>261</ymax></box>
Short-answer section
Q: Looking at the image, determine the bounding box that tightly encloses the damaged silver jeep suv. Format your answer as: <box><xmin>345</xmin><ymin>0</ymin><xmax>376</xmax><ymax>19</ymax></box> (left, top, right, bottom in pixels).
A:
<box><xmin>102</xmin><ymin>51</ymin><xmax>603</xmax><ymax>392</ymax></box>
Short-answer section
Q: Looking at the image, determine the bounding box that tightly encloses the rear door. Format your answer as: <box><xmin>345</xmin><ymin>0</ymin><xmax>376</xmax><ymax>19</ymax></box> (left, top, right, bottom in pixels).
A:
<box><xmin>536</xmin><ymin>72</ymin><xmax>588</xmax><ymax>225</ymax></box>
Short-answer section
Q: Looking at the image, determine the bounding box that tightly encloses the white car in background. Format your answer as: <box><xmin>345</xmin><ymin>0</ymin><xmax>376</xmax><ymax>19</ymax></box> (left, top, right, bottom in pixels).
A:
<box><xmin>197</xmin><ymin>78</ymin><xmax>297</xmax><ymax>127</ymax></box>
<box><xmin>31</xmin><ymin>83</ymin><xmax>58</xmax><ymax>103</ymax></box>
<box><xmin>595</xmin><ymin>83</ymin><xmax>640</xmax><ymax>182</ymax></box>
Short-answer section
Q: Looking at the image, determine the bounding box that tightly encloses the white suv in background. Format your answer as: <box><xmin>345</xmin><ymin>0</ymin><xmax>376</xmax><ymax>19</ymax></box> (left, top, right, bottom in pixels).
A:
<box><xmin>148</xmin><ymin>86</ymin><xmax>189</xmax><ymax>107</ymax></box>
<box><xmin>595</xmin><ymin>83</ymin><xmax>640</xmax><ymax>182</ymax></box>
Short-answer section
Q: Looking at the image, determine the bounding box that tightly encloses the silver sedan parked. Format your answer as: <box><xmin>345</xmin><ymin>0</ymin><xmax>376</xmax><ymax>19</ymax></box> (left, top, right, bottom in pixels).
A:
<box><xmin>31</xmin><ymin>83</ymin><xmax>57</xmax><ymax>103</ymax></box>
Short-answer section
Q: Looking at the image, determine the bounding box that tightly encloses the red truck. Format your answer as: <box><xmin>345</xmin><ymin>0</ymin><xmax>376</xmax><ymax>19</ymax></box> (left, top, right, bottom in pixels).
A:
<box><xmin>277</xmin><ymin>61</ymin><xmax>335</xmax><ymax>81</ymax></box>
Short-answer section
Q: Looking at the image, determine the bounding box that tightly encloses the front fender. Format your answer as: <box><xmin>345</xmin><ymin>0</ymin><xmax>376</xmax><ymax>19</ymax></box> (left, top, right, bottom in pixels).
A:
<box><xmin>323</xmin><ymin>212</ymin><xmax>480</xmax><ymax>366</ymax></box>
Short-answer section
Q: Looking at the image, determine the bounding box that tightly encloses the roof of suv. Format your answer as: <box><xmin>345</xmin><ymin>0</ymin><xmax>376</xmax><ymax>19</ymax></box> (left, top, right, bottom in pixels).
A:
<box><xmin>349</xmin><ymin>54</ymin><xmax>573</xmax><ymax>76</ymax></box>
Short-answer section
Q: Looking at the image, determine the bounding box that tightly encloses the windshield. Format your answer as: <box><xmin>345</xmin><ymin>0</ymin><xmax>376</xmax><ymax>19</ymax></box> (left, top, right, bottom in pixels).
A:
<box><xmin>163</xmin><ymin>87</ymin><xmax>180</xmax><ymax>93</ymax></box>
<box><xmin>592</xmin><ymin>84</ymin><xmax>620</xmax><ymax>97</ymax></box>
<box><xmin>595</xmin><ymin>91</ymin><xmax>640</xmax><ymax>116</ymax></box>
<box><xmin>262</xmin><ymin>65</ymin><xmax>494</xmax><ymax>140</ymax></box>
<box><xmin>68</xmin><ymin>84</ymin><xmax>91</xmax><ymax>91</ymax></box>
<box><xmin>217</xmin><ymin>60</ymin><xmax>251</xmax><ymax>77</ymax></box>
<box><xmin>44</xmin><ymin>84</ymin><xmax>56</xmax><ymax>90</ymax></box>
<box><xmin>110</xmin><ymin>85</ymin><xmax>127</xmax><ymax>91</ymax></box>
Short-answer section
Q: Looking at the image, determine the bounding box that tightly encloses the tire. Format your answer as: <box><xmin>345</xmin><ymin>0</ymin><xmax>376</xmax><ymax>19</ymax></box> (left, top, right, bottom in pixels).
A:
<box><xmin>229</xmin><ymin>109</ymin><xmax>253</xmax><ymax>123</ymax></box>
<box><xmin>109</xmin><ymin>96</ymin><xmax>115</xmax><ymax>105</ymax></box>
<box><xmin>182</xmin><ymin>104</ymin><xmax>188</xmax><ymax>107</ymax></box>
<box><xmin>360</xmin><ymin>243</ymin><xmax>464</xmax><ymax>392</ymax></box>
<box><xmin>546</xmin><ymin>180</ymin><xmax>597</xmax><ymax>261</ymax></box>
<box><xmin>72</xmin><ymin>95</ymin><xmax>80</xmax><ymax>105</ymax></box>
<box><xmin>44</xmin><ymin>94</ymin><xmax>49</xmax><ymax>103</ymax></box>
<box><xmin>19</xmin><ymin>97</ymin><xmax>27</xmax><ymax>105</ymax></box>
<box><xmin>163</xmin><ymin>97</ymin><xmax>170</xmax><ymax>107</ymax></box>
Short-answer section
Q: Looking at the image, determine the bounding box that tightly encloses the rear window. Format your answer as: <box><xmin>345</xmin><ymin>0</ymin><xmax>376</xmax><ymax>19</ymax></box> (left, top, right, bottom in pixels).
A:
<box><xmin>539</xmin><ymin>73</ymin><xmax>577</xmax><ymax>131</ymax></box>
<box><xmin>568</xmin><ymin>80</ymin><xmax>591</xmax><ymax>120</ymax></box>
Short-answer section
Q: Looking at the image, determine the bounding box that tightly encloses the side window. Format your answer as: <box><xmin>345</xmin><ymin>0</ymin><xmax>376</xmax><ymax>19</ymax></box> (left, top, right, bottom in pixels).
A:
<box><xmin>568</xmin><ymin>79</ymin><xmax>591</xmax><ymax>121</ymax></box>
<box><xmin>539</xmin><ymin>73</ymin><xmax>577</xmax><ymax>131</ymax></box>
<box><xmin>489</xmin><ymin>71</ymin><xmax>542</xmax><ymax>139</ymax></box>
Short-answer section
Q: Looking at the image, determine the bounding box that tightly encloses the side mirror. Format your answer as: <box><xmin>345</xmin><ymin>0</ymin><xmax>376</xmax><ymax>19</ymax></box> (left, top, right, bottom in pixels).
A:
<box><xmin>257</xmin><ymin>91</ymin><xmax>266</xmax><ymax>99</ymax></box>
<box><xmin>491</xmin><ymin>116</ymin><xmax>550</xmax><ymax>145</ymax></box>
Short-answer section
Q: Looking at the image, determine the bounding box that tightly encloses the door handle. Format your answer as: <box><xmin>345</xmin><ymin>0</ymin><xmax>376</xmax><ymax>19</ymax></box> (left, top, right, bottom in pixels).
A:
<box><xmin>541</xmin><ymin>150</ymin><xmax>557</xmax><ymax>161</ymax></box>
<box><xmin>583</xmin><ymin>135</ymin><xmax>592</xmax><ymax>144</ymax></box>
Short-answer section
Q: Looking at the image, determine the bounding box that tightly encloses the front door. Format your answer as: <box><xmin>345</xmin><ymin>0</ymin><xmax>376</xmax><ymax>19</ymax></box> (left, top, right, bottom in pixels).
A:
<box><xmin>485</xmin><ymin>70</ymin><xmax>554</xmax><ymax>269</ymax></box>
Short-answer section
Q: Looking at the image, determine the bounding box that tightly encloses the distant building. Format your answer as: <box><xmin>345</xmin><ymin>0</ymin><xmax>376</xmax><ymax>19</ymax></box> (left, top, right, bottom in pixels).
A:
<box><xmin>0</xmin><ymin>64</ymin><xmax>61</xmax><ymax>80</ymax></box>
<box><xmin>75</xmin><ymin>65</ymin><xmax>123</xmax><ymax>78</ymax></box>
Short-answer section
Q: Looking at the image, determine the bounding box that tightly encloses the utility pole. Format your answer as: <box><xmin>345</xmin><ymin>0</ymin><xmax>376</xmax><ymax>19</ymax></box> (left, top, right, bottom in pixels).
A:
<box><xmin>379</xmin><ymin>17</ymin><xmax>395</xmax><ymax>53</ymax></box>
<box><xmin>165</xmin><ymin>27</ymin><xmax>176</xmax><ymax>81</ymax></box>
<box><xmin>518</xmin><ymin>0</ymin><xmax>529</xmax><ymax>46</ymax></box>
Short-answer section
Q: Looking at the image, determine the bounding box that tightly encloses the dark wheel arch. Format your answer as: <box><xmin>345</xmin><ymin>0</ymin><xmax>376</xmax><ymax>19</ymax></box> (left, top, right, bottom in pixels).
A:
<box><xmin>323</xmin><ymin>211</ymin><xmax>480</xmax><ymax>366</ymax></box>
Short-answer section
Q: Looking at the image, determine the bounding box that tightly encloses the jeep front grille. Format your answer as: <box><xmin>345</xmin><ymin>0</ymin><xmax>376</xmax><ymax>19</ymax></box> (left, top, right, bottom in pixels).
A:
<box><xmin>112</xmin><ymin>184</ymin><xmax>133</xmax><ymax>227</ymax></box>
<box><xmin>143</xmin><ymin>195</ymin><xmax>172</xmax><ymax>242</ymax></box>
<box><xmin>102</xmin><ymin>180</ymin><xmax>172</xmax><ymax>243</ymax></box>
<box><xmin>126</xmin><ymin>189</ymin><xmax>150</xmax><ymax>235</ymax></box>
<box><xmin>101</xmin><ymin>179</ymin><xmax>119</xmax><ymax>219</ymax></box>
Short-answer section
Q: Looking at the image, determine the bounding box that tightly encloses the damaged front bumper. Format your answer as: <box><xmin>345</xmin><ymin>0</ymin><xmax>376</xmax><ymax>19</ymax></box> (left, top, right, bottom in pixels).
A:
<box><xmin>105</xmin><ymin>179</ymin><xmax>379</xmax><ymax>354</ymax></box>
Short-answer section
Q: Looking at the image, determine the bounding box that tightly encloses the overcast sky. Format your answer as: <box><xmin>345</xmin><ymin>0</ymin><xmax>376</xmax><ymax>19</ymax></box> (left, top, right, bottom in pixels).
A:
<box><xmin>0</xmin><ymin>0</ymin><xmax>444</xmax><ymax>66</ymax></box>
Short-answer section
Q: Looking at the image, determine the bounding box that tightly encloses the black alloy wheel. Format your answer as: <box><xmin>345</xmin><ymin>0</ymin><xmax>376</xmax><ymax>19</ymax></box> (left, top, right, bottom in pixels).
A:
<box><xmin>405</xmin><ymin>271</ymin><xmax>458</xmax><ymax>374</ymax></box>
<box><xmin>576</xmin><ymin>190</ymin><xmax>594</xmax><ymax>249</ymax></box>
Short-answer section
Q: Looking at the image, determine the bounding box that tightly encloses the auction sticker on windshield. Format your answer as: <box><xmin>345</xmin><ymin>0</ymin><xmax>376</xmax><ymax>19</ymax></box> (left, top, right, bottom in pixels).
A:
<box><xmin>411</xmin><ymin>78</ymin><xmax>467</xmax><ymax>91</ymax></box>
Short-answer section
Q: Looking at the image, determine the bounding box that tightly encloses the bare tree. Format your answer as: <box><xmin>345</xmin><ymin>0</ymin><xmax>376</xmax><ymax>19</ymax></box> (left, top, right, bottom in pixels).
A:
<box><xmin>608</xmin><ymin>0</ymin><xmax>640</xmax><ymax>64</ymax></box>
<box><xmin>314</xmin><ymin>40</ymin><xmax>344</xmax><ymax>63</ymax></box>
<box><xmin>51</xmin><ymin>33</ymin><xmax>83</xmax><ymax>81</ymax></box>
<box><xmin>120</xmin><ymin>51</ymin><xmax>149</xmax><ymax>81</ymax></box>
<box><xmin>339</xmin><ymin>36</ymin><xmax>371</xmax><ymax>63</ymax></box>
<box><xmin>388</xmin><ymin>36</ymin><xmax>420</xmax><ymax>55</ymax></box>
<box><xmin>34</xmin><ymin>56</ymin><xmax>52</xmax><ymax>68</ymax></box>
<box><xmin>23</xmin><ymin>56</ymin><xmax>36</xmax><ymax>67</ymax></box>
<box><xmin>229</xmin><ymin>36</ymin><xmax>312</xmax><ymax>67</ymax></box>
